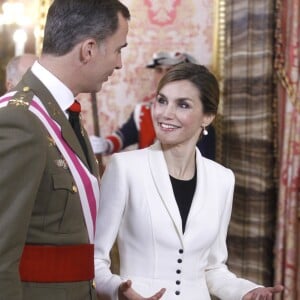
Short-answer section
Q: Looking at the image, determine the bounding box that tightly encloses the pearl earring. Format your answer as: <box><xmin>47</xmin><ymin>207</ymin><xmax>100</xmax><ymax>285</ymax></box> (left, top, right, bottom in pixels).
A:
<box><xmin>203</xmin><ymin>127</ymin><xmax>208</xmax><ymax>135</ymax></box>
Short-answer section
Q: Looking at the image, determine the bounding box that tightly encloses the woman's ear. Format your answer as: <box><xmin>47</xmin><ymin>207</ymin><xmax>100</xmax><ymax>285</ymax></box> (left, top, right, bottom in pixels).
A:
<box><xmin>202</xmin><ymin>114</ymin><xmax>215</xmax><ymax>127</ymax></box>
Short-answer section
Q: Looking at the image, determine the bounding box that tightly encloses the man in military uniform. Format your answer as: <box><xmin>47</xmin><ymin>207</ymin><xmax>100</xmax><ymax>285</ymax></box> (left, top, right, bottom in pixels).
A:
<box><xmin>0</xmin><ymin>1</ymin><xmax>130</xmax><ymax>299</ymax></box>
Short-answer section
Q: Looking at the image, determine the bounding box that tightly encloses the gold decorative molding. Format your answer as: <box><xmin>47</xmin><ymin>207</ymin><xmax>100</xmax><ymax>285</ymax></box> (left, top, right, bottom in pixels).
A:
<box><xmin>35</xmin><ymin>0</ymin><xmax>53</xmax><ymax>55</ymax></box>
<box><xmin>212</xmin><ymin>0</ymin><xmax>226</xmax><ymax>82</ymax></box>
<box><xmin>213</xmin><ymin>0</ymin><xmax>226</xmax><ymax>163</ymax></box>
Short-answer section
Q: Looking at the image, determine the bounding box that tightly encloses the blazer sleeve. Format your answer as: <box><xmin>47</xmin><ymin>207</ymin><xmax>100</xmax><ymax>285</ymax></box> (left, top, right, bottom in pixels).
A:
<box><xmin>0</xmin><ymin>106</ymin><xmax>47</xmax><ymax>299</ymax></box>
<box><xmin>94</xmin><ymin>154</ymin><xmax>125</xmax><ymax>299</ymax></box>
<box><xmin>205</xmin><ymin>169</ymin><xmax>261</xmax><ymax>300</ymax></box>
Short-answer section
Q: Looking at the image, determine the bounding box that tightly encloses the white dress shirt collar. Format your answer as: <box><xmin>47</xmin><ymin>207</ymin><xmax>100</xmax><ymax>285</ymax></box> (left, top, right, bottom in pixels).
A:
<box><xmin>31</xmin><ymin>61</ymin><xmax>74</xmax><ymax>116</ymax></box>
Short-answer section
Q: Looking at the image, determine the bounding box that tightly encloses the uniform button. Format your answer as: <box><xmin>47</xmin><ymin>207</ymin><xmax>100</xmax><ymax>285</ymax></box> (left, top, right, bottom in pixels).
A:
<box><xmin>176</xmin><ymin>269</ymin><xmax>181</xmax><ymax>274</ymax></box>
<box><xmin>177</xmin><ymin>258</ymin><xmax>182</xmax><ymax>263</ymax></box>
<box><xmin>92</xmin><ymin>280</ymin><xmax>96</xmax><ymax>289</ymax></box>
<box><xmin>72</xmin><ymin>185</ymin><xmax>78</xmax><ymax>193</ymax></box>
<box><xmin>175</xmin><ymin>291</ymin><xmax>180</xmax><ymax>295</ymax></box>
<box><xmin>176</xmin><ymin>280</ymin><xmax>181</xmax><ymax>285</ymax></box>
<box><xmin>179</xmin><ymin>249</ymin><xmax>183</xmax><ymax>254</ymax></box>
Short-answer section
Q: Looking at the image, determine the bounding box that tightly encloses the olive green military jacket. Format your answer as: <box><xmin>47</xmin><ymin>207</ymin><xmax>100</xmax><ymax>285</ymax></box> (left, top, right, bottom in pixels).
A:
<box><xmin>0</xmin><ymin>70</ymin><xmax>99</xmax><ymax>300</ymax></box>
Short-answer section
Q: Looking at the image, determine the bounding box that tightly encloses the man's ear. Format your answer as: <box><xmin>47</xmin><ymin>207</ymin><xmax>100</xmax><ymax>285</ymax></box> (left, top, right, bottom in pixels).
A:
<box><xmin>80</xmin><ymin>38</ymin><xmax>97</xmax><ymax>63</ymax></box>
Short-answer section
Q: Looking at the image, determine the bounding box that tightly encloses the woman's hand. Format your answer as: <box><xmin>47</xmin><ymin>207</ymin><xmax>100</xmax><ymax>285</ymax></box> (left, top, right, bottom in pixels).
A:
<box><xmin>118</xmin><ymin>280</ymin><xmax>166</xmax><ymax>300</ymax></box>
<box><xmin>242</xmin><ymin>284</ymin><xmax>284</xmax><ymax>299</ymax></box>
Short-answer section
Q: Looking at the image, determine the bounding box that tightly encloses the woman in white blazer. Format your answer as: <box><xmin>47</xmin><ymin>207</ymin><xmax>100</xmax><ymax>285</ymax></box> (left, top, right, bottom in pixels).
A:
<box><xmin>94</xmin><ymin>63</ymin><xmax>283</xmax><ymax>300</ymax></box>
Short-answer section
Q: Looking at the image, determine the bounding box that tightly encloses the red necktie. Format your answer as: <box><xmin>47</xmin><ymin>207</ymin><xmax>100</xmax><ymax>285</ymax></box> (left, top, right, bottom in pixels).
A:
<box><xmin>68</xmin><ymin>100</ymin><xmax>81</xmax><ymax>113</ymax></box>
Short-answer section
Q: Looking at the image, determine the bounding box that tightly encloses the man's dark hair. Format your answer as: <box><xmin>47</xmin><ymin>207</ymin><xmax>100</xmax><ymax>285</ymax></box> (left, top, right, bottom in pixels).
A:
<box><xmin>42</xmin><ymin>0</ymin><xmax>130</xmax><ymax>55</ymax></box>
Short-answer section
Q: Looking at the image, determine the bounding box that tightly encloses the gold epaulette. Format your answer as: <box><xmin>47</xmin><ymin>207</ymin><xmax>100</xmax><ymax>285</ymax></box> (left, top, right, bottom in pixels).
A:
<box><xmin>8</xmin><ymin>86</ymin><xmax>34</xmax><ymax>108</ymax></box>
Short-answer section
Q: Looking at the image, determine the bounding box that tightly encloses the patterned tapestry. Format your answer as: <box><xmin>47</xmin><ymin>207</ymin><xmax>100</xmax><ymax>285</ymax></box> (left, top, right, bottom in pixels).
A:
<box><xmin>78</xmin><ymin>0</ymin><xmax>215</xmax><ymax>163</ymax></box>
<box><xmin>221</xmin><ymin>0</ymin><xmax>277</xmax><ymax>286</ymax></box>
<box><xmin>274</xmin><ymin>0</ymin><xmax>300</xmax><ymax>298</ymax></box>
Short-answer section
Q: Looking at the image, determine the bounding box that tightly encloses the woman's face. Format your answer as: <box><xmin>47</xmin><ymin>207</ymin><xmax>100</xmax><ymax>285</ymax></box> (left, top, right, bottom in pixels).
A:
<box><xmin>152</xmin><ymin>79</ymin><xmax>211</xmax><ymax>147</ymax></box>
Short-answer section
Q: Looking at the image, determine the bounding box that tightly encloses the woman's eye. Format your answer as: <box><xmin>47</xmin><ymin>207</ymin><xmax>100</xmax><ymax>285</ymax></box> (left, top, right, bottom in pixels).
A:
<box><xmin>156</xmin><ymin>96</ymin><xmax>166</xmax><ymax>104</ymax></box>
<box><xmin>179</xmin><ymin>102</ymin><xmax>190</xmax><ymax>109</ymax></box>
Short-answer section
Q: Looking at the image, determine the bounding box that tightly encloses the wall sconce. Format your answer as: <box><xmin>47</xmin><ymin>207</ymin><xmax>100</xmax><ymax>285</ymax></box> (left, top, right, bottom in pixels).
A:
<box><xmin>13</xmin><ymin>28</ymin><xmax>27</xmax><ymax>55</ymax></box>
<box><xmin>0</xmin><ymin>2</ymin><xmax>31</xmax><ymax>26</ymax></box>
<box><xmin>0</xmin><ymin>1</ymin><xmax>34</xmax><ymax>55</ymax></box>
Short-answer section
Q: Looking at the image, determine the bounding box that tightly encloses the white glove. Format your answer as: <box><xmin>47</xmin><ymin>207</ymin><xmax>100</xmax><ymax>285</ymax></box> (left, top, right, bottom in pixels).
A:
<box><xmin>89</xmin><ymin>135</ymin><xmax>110</xmax><ymax>154</ymax></box>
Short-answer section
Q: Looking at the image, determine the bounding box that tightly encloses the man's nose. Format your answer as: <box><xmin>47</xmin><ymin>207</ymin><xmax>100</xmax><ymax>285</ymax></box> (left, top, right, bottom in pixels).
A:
<box><xmin>115</xmin><ymin>55</ymin><xmax>123</xmax><ymax>69</ymax></box>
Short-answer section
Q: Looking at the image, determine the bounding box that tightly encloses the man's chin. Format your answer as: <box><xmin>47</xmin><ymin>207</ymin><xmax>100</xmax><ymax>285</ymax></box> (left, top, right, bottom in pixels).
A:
<box><xmin>95</xmin><ymin>82</ymin><xmax>104</xmax><ymax>93</ymax></box>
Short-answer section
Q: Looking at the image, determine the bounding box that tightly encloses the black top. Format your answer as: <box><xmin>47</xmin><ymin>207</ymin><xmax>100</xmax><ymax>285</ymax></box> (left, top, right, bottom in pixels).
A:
<box><xmin>170</xmin><ymin>170</ymin><xmax>197</xmax><ymax>233</ymax></box>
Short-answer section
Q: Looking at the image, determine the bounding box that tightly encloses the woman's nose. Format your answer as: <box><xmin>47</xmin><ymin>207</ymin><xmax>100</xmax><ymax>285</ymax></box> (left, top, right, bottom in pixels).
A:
<box><xmin>162</xmin><ymin>104</ymin><xmax>175</xmax><ymax>118</ymax></box>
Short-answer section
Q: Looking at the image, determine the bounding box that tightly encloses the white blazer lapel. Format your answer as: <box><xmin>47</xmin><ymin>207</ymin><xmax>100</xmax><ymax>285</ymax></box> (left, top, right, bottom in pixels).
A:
<box><xmin>148</xmin><ymin>142</ymin><xmax>183</xmax><ymax>239</ymax></box>
<box><xmin>185</xmin><ymin>149</ymin><xmax>208</xmax><ymax>233</ymax></box>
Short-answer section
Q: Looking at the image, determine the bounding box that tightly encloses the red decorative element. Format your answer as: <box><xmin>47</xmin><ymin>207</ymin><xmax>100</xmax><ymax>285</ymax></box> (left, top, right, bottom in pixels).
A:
<box><xmin>19</xmin><ymin>244</ymin><xmax>94</xmax><ymax>282</ymax></box>
<box><xmin>106</xmin><ymin>134</ymin><xmax>122</xmax><ymax>152</ymax></box>
<box><xmin>139</xmin><ymin>104</ymin><xmax>156</xmax><ymax>149</ymax></box>
<box><xmin>144</xmin><ymin>0</ymin><xmax>181</xmax><ymax>26</ymax></box>
<box><xmin>68</xmin><ymin>100</ymin><xmax>81</xmax><ymax>113</ymax></box>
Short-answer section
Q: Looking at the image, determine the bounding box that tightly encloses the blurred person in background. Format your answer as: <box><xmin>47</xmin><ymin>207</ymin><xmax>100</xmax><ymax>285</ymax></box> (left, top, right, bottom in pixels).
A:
<box><xmin>5</xmin><ymin>53</ymin><xmax>37</xmax><ymax>91</ymax></box>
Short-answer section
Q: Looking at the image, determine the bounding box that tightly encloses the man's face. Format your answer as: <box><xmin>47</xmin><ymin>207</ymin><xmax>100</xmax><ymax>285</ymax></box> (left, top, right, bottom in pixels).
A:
<box><xmin>87</xmin><ymin>13</ymin><xmax>129</xmax><ymax>92</ymax></box>
<box><xmin>153</xmin><ymin>65</ymin><xmax>172</xmax><ymax>87</ymax></box>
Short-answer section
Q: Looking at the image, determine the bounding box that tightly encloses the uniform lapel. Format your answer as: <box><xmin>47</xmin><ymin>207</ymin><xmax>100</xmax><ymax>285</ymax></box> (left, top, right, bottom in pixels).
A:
<box><xmin>83</xmin><ymin>132</ymin><xmax>99</xmax><ymax>176</ymax></box>
<box><xmin>20</xmin><ymin>70</ymin><xmax>93</xmax><ymax>173</ymax></box>
<box><xmin>148</xmin><ymin>142</ymin><xmax>184</xmax><ymax>241</ymax></box>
